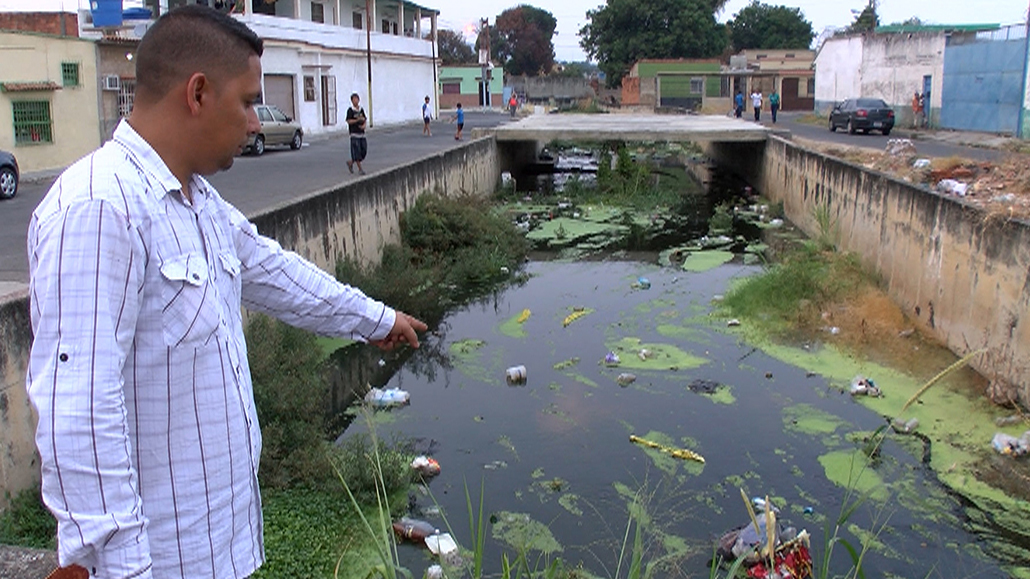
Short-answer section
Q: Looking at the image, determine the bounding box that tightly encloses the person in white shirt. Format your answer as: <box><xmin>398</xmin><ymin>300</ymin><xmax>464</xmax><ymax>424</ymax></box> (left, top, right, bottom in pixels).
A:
<box><xmin>751</xmin><ymin>90</ymin><xmax>763</xmax><ymax>122</ymax></box>
<box><xmin>26</xmin><ymin>6</ymin><xmax>426</xmax><ymax>578</ymax></box>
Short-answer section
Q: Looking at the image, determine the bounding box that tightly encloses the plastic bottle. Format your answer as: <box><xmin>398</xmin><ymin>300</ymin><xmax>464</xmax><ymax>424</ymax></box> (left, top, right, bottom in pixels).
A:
<box><xmin>392</xmin><ymin>517</ymin><xmax>438</xmax><ymax>543</ymax></box>
<box><xmin>365</xmin><ymin>387</ymin><xmax>410</xmax><ymax>407</ymax></box>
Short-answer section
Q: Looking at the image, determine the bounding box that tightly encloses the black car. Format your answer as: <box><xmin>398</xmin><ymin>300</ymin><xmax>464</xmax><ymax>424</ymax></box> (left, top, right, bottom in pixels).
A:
<box><xmin>0</xmin><ymin>150</ymin><xmax>18</xmax><ymax>199</ymax></box>
<box><xmin>829</xmin><ymin>98</ymin><xmax>895</xmax><ymax>135</ymax></box>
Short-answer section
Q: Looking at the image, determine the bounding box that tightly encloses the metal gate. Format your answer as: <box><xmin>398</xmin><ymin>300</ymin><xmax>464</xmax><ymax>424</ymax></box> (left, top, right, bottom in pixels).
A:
<box><xmin>940</xmin><ymin>25</ymin><xmax>1027</xmax><ymax>134</ymax></box>
<box><xmin>263</xmin><ymin>74</ymin><xmax>296</xmax><ymax>120</ymax></box>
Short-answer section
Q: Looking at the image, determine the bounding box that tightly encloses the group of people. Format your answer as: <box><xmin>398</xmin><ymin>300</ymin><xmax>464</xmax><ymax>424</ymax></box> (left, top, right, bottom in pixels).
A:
<box><xmin>734</xmin><ymin>89</ymin><xmax>780</xmax><ymax>123</ymax></box>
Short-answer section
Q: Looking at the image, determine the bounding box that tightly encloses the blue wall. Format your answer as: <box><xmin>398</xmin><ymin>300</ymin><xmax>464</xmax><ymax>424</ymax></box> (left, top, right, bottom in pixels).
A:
<box><xmin>940</xmin><ymin>33</ymin><xmax>1027</xmax><ymax>134</ymax></box>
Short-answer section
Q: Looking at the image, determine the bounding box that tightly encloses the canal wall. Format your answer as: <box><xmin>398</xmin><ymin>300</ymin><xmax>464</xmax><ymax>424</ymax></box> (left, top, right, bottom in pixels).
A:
<box><xmin>0</xmin><ymin>136</ymin><xmax>500</xmax><ymax>508</ymax></box>
<box><xmin>708</xmin><ymin>136</ymin><xmax>1030</xmax><ymax>409</ymax></box>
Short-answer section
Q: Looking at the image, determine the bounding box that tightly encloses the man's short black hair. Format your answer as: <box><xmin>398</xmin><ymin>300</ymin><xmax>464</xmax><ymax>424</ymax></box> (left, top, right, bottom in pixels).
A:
<box><xmin>136</xmin><ymin>4</ymin><xmax>263</xmax><ymax>102</ymax></box>
<box><xmin>456</xmin><ymin>103</ymin><xmax>462</xmax><ymax>108</ymax></box>
<box><xmin>351</xmin><ymin>93</ymin><xmax>360</xmax><ymax>100</ymax></box>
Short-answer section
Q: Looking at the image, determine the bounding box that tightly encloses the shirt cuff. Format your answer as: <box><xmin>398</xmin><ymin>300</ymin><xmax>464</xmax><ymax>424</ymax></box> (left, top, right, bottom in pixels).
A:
<box><xmin>359</xmin><ymin>303</ymin><xmax>396</xmax><ymax>343</ymax></box>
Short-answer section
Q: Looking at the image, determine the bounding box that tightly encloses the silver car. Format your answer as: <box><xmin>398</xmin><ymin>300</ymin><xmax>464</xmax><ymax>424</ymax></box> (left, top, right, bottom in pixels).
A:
<box><xmin>248</xmin><ymin>104</ymin><xmax>303</xmax><ymax>156</ymax></box>
<box><xmin>0</xmin><ymin>149</ymin><xmax>18</xmax><ymax>199</ymax></box>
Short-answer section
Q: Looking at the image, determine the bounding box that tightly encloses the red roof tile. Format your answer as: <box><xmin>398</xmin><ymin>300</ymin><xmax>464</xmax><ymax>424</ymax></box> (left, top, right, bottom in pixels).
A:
<box><xmin>1</xmin><ymin>81</ymin><xmax>61</xmax><ymax>92</ymax></box>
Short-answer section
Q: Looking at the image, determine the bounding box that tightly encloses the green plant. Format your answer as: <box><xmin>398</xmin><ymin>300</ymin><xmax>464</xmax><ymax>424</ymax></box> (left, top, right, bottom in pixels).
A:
<box><xmin>0</xmin><ymin>487</ymin><xmax>56</xmax><ymax>550</ymax></box>
<box><xmin>813</xmin><ymin>203</ymin><xmax>838</xmax><ymax>251</ymax></box>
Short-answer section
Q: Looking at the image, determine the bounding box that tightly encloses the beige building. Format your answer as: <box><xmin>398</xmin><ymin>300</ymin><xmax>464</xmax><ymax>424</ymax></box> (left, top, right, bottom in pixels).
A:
<box><xmin>0</xmin><ymin>30</ymin><xmax>101</xmax><ymax>173</ymax></box>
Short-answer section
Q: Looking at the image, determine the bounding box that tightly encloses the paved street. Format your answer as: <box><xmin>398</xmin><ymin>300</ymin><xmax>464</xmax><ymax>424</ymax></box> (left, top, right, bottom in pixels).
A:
<box><xmin>0</xmin><ymin>109</ymin><xmax>1008</xmax><ymax>283</ymax></box>
<box><xmin>0</xmin><ymin>112</ymin><xmax>509</xmax><ymax>283</ymax></box>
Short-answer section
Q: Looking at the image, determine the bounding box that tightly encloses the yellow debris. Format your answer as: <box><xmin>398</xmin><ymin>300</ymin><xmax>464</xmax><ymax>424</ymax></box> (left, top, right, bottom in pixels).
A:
<box><xmin>562</xmin><ymin>309</ymin><xmax>589</xmax><ymax>328</ymax></box>
<box><xmin>629</xmin><ymin>434</ymin><xmax>705</xmax><ymax>463</ymax></box>
<box><xmin>516</xmin><ymin>309</ymin><xmax>531</xmax><ymax>324</ymax></box>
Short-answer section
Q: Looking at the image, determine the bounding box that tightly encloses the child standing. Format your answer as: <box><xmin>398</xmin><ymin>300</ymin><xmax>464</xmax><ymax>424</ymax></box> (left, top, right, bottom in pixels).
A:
<box><xmin>345</xmin><ymin>92</ymin><xmax>367</xmax><ymax>174</ymax></box>
<box><xmin>422</xmin><ymin>96</ymin><xmax>432</xmax><ymax>136</ymax></box>
<box><xmin>451</xmin><ymin>103</ymin><xmax>465</xmax><ymax>140</ymax></box>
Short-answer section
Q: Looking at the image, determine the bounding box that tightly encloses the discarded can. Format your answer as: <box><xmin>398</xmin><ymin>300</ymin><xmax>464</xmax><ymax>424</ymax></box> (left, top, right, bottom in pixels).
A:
<box><xmin>411</xmin><ymin>455</ymin><xmax>441</xmax><ymax>477</ymax></box>
<box><xmin>616</xmin><ymin>373</ymin><xmax>637</xmax><ymax>386</ymax></box>
<box><xmin>506</xmin><ymin>365</ymin><xmax>527</xmax><ymax>385</ymax></box>
<box><xmin>365</xmin><ymin>387</ymin><xmax>410</xmax><ymax>407</ymax></box>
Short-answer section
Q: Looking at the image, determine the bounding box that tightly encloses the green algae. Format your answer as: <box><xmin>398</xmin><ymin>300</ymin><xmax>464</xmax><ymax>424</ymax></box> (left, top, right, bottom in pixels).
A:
<box><xmin>704</xmin><ymin>385</ymin><xmax>736</xmax><ymax>405</ymax></box>
<box><xmin>552</xmin><ymin>357</ymin><xmax>580</xmax><ymax>370</ymax></box>
<box><xmin>558</xmin><ymin>493</ymin><xmax>583</xmax><ymax>516</ymax></box>
<box><xmin>605</xmin><ymin>337</ymin><xmax>707</xmax><ymax>371</ymax></box>
<box><xmin>525</xmin><ymin>217</ymin><xmax>623</xmax><ymax>248</ymax></box>
<box><xmin>498</xmin><ymin>312</ymin><xmax>528</xmax><ymax>338</ymax></box>
<box><xmin>681</xmin><ymin>250</ymin><xmax>735</xmax><ymax>273</ymax></box>
<box><xmin>491</xmin><ymin>511</ymin><xmax>563</xmax><ymax>554</ymax></box>
<box><xmin>817</xmin><ymin>449</ymin><xmax>888</xmax><ymax>501</ymax></box>
<box><xmin>655</xmin><ymin>323</ymin><xmax>707</xmax><ymax>342</ymax></box>
<box><xmin>783</xmin><ymin>403</ymin><xmax>850</xmax><ymax>436</ymax></box>
<box><xmin>846</xmin><ymin>522</ymin><xmax>887</xmax><ymax>553</ymax></box>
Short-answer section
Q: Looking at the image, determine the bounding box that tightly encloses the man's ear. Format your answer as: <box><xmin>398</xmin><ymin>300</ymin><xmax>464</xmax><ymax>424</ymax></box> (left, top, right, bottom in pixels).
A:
<box><xmin>185</xmin><ymin>72</ymin><xmax>210</xmax><ymax>116</ymax></box>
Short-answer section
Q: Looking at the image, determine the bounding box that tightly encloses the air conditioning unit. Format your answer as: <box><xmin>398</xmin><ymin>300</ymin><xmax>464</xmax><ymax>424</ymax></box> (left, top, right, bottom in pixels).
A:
<box><xmin>103</xmin><ymin>75</ymin><xmax>121</xmax><ymax>91</ymax></box>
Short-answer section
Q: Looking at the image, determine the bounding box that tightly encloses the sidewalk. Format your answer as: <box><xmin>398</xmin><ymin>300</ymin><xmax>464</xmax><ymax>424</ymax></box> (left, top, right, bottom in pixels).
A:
<box><xmin>890</xmin><ymin>126</ymin><xmax>1020</xmax><ymax>151</ymax></box>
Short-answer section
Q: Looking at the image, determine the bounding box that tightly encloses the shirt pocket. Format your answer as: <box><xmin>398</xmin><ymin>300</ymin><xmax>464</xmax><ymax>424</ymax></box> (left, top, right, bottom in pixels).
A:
<box><xmin>159</xmin><ymin>253</ymin><xmax>220</xmax><ymax>348</ymax></box>
<box><xmin>217</xmin><ymin>250</ymin><xmax>243</xmax><ymax>313</ymax></box>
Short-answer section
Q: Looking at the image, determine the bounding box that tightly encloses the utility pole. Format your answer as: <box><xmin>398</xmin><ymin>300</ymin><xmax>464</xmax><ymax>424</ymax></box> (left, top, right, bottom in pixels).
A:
<box><xmin>365</xmin><ymin>0</ymin><xmax>374</xmax><ymax>127</ymax></box>
<box><xmin>479</xmin><ymin>18</ymin><xmax>491</xmax><ymax>108</ymax></box>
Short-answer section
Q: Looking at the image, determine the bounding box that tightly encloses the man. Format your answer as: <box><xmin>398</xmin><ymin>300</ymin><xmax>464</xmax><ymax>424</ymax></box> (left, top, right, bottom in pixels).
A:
<box><xmin>346</xmin><ymin>92</ymin><xmax>367</xmax><ymax>174</ymax></box>
<box><xmin>508</xmin><ymin>93</ymin><xmax>518</xmax><ymax>118</ymax></box>
<box><xmin>450</xmin><ymin>102</ymin><xmax>465</xmax><ymax>141</ymax></box>
<box><xmin>26</xmin><ymin>6</ymin><xmax>426</xmax><ymax>578</ymax></box>
<box><xmin>751</xmin><ymin>89</ymin><xmax>763</xmax><ymax>122</ymax></box>
<box><xmin>422</xmin><ymin>95</ymin><xmax>432</xmax><ymax>136</ymax></box>
<box><xmin>911</xmin><ymin>91</ymin><xmax>922</xmax><ymax>128</ymax></box>
<box><xmin>769</xmin><ymin>89</ymin><xmax>780</xmax><ymax>123</ymax></box>
<box><xmin>734</xmin><ymin>90</ymin><xmax>744</xmax><ymax>118</ymax></box>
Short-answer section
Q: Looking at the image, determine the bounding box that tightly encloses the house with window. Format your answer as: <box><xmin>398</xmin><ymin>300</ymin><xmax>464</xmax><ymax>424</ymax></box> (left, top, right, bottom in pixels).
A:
<box><xmin>438</xmin><ymin>65</ymin><xmax>502</xmax><ymax>109</ymax></box>
<box><xmin>119</xmin><ymin>0</ymin><xmax>440</xmax><ymax>136</ymax></box>
<box><xmin>0</xmin><ymin>30</ymin><xmax>101</xmax><ymax>173</ymax></box>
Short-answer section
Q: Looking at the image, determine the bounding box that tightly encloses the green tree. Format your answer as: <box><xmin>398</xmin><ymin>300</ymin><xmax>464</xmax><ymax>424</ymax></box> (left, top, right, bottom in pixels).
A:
<box><xmin>846</xmin><ymin>0</ymin><xmax>879</xmax><ymax>33</ymax></box>
<box><xmin>437</xmin><ymin>29</ymin><xmax>475</xmax><ymax>65</ymax></box>
<box><xmin>489</xmin><ymin>5</ymin><xmax>557</xmax><ymax>76</ymax></box>
<box><xmin>727</xmin><ymin>2</ymin><xmax>814</xmax><ymax>52</ymax></box>
<box><xmin>579</xmin><ymin>0</ymin><xmax>729</xmax><ymax>87</ymax></box>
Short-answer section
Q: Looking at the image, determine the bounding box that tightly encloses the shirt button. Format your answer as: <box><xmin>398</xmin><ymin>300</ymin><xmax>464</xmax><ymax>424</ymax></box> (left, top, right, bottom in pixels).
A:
<box><xmin>59</xmin><ymin>353</ymin><xmax>68</xmax><ymax>362</ymax></box>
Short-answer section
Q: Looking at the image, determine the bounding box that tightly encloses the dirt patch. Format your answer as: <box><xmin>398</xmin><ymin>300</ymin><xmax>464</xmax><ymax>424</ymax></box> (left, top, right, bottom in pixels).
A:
<box><xmin>794</xmin><ymin>137</ymin><xmax>1030</xmax><ymax>220</ymax></box>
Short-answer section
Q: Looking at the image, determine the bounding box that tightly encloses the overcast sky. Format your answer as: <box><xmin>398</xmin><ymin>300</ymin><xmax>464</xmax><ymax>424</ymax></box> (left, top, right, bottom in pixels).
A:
<box><xmin>434</xmin><ymin>0</ymin><xmax>1029</xmax><ymax>62</ymax></box>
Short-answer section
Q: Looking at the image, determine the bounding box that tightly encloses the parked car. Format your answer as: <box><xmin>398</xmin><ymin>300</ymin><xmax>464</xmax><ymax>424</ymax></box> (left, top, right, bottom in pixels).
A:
<box><xmin>248</xmin><ymin>104</ymin><xmax>303</xmax><ymax>156</ymax></box>
<box><xmin>828</xmin><ymin>98</ymin><xmax>895</xmax><ymax>135</ymax></box>
<box><xmin>0</xmin><ymin>150</ymin><xmax>18</xmax><ymax>199</ymax></box>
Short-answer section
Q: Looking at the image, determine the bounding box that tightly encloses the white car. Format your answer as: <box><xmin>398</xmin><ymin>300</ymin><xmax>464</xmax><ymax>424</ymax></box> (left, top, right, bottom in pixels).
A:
<box><xmin>248</xmin><ymin>104</ymin><xmax>303</xmax><ymax>156</ymax></box>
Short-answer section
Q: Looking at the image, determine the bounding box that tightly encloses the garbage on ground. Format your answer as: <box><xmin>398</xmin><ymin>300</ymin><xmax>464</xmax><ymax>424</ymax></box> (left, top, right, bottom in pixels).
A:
<box><xmin>850</xmin><ymin>376</ymin><xmax>881</xmax><ymax>397</ymax></box>
<box><xmin>425</xmin><ymin>533</ymin><xmax>458</xmax><ymax>556</ymax></box>
<box><xmin>936</xmin><ymin>179</ymin><xmax>968</xmax><ymax>197</ymax></box>
<box><xmin>767</xmin><ymin>218</ymin><xmax>784</xmax><ymax>228</ymax></box>
<box><xmin>912</xmin><ymin>158</ymin><xmax>932</xmax><ymax>169</ymax></box>
<box><xmin>727</xmin><ymin>319</ymin><xmax>741</xmax><ymax>327</ymax></box>
<box><xmin>991</xmin><ymin>432</ymin><xmax>1030</xmax><ymax>456</ymax></box>
<box><xmin>898</xmin><ymin>328</ymin><xmax>916</xmax><ymax>338</ymax></box>
<box><xmin>392</xmin><ymin>517</ymin><xmax>439</xmax><ymax>543</ymax></box>
<box><xmin>717</xmin><ymin>513</ymin><xmax>806</xmax><ymax>568</ymax></box>
<box><xmin>995</xmin><ymin>415</ymin><xmax>1024</xmax><ymax>427</ymax></box>
<box><xmin>604</xmin><ymin>351</ymin><xmax>621</xmax><ymax>366</ymax></box>
<box><xmin>426</xmin><ymin>565</ymin><xmax>444</xmax><ymax>579</ymax></box>
<box><xmin>823</xmin><ymin>326</ymin><xmax>841</xmax><ymax>335</ymax></box>
<box><xmin>505</xmin><ymin>365</ymin><xmax>528</xmax><ymax>385</ymax></box>
<box><xmin>616</xmin><ymin>373</ymin><xmax>637</xmax><ymax>386</ymax></box>
<box><xmin>411</xmin><ymin>456</ymin><xmax>441</xmax><ymax>477</ymax></box>
<box><xmin>712</xmin><ymin>294</ymin><xmax>725</xmax><ymax>302</ymax></box>
<box><xmin>991</xmin><ymin>193</ymin><xmax>1017</xmax><ymax>204</ymax></box>
<box><xmin>500</xmin><ymin>266</ymin><xmax>510</xmax><ymax>275</ymax></box>
<box><xmin>885</xmin><ymin>138</ymin><xmax>917</xmax><ymax>158</ymax></box>
<box><xmin>890</xmin><ymin>417</ymin><xmax>919</xmax><ymax>434</ymax></box>
<box><xmin>365</xmin><ymin>387</ymin><xmax>410</xmax><ymax>407</ymax></box>
<box><xmin>377</xmin><ymin>359</ymin><xmax>386</xmax><ymax>367</ymax></box>
<box><xmin>629</xmin><ymin>434</ymin><xmax>705</xmax><ymax>463</ymax></box>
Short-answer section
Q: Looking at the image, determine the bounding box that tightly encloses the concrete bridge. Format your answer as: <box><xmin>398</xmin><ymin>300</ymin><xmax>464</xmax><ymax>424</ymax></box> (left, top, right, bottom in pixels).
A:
<box><xmin>492</xmin><ymin>113</ymin><xmax>782</xmax><ymax>143</ymax></box>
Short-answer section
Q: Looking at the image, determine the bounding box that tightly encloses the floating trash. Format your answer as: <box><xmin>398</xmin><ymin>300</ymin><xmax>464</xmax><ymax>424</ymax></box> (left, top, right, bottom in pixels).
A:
<box><xmin>890</xmin><ymin>417</ymin><xmax>919</xmax><ymax>434</ymax></box>
<box><xmin>604</xmin><ymin>351</ymin><xmax>621</xmax><ymax>366</ymax></box>
<box><xmin>637</xmin><ymin>348</ymin><xmax>652</xmax><ymax>361</ymax></box>
<box><xmin>516</xmin><ymin>308</ymin><xmax>531</xmax><ymax>324</ymax></box>
<box><xmin>500</xmin><ymin>266</ymin><xmax>510</xmax><ymax>275</ymax></box>
<box><xmin>727</xmin><ymin>319</ymin><xmax>741</xmax><ymax>327</ymax></box>
<box><xmin>635</xmin><ymin>276</ymin><xmax>651</xmax><ymax>290</ymax></box>
<box><xmin>629</xmin><ymin>434</ymin><xmax>705</xmax><ymax>463</ymax></box>
<box><xmin>377</xmin><ymin>359</ymin><xmax>387</xmax><ymax>367</ymax></box>
<box><xmin>484</xmin><ymin>460</ymin><xmax>509</xmax><ymax>470</ymax></box>
<box><xmin>563</xmin><ymin>309</ymin><xmax>590</xmax><ymax>327</ymax></box>
<box><xmin>365</xmin><ymin>387</ymin><xmax>410</xmax><ymax>407</ymax></box>
<box><xmin>505</xmin><ymin>365</ymin><xmax>528</xmax><ymax>385</ymax></box>
<box><xmin>616</xmin><ymin>373</ymin><xmax>637</xmax><ymax>386</ymax></box>
<box><xmin>426</xmin><ymin>565</ymin><xmax>444</xmax><ymax>579</ymax></box>
<box><xmin>991</xmin><ymin>432</ymin><xmax>1030</xmax><ymax>456</ymax></box>
<box><xmin>392</xmin><ymin>517</ymin><xmax>439</xmax><ymax>543</ymax></box>
<box><xmin>425</xmin><ymin>533</ymin><xmax>458</xmax><ymax>556</ymax></box>
<box><xmin>411</xmin><ymin>456</ymin><xmax>441</xmax><ymax>477</ymax></box>
<box><xmin>849</xmin><ymin>376</ymin><xmax>881</xmax><ymax>397</ymax></box>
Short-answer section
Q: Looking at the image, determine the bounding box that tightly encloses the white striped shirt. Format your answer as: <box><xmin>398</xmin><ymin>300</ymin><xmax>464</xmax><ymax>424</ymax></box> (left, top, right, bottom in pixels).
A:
<box><xmin>27</xmin><ymin>120</ymin><xmax>396</xmax><ymax>578</ymax></box>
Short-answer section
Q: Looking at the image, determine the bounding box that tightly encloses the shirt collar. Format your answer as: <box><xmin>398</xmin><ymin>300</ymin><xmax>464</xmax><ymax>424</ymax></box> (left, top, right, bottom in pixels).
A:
<box><xmin>111</xmin><ymin>119</ymin><xmax>210</xmax><ymax>207</ymax></box>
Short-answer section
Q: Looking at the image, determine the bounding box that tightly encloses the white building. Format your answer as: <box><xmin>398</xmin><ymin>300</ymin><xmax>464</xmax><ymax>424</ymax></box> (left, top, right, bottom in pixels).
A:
<box><xmin>1</xmin><ymin>0</ymin><xmax>440</xmax><ymax>137</ymax></box>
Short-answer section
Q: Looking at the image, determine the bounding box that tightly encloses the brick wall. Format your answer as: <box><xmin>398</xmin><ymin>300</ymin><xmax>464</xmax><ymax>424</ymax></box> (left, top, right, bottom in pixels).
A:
<box><xmin>440</xmin><ymin>93</ymin><xmax>502</xmax><ymax>109</ymax></box>
<box><xmin>0</xmin><ymin>12</ymin><xmax>79</xmax><ymax>37</ymax></box>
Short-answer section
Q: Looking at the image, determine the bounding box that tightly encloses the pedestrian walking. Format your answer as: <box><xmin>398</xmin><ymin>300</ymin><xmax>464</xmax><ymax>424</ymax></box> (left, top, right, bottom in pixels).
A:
<box><xmin>509</xmin><ymin>93</ymin><xmax>518</xmax><ymax>118</ymax></box>
<box><xmin>25</xmin><ymin>6</ymin><xmax>427</xmax><ymax>578</ymax></box>
<box><xmin>734</xmin><ymin>90</ymin><xmax>744</xmax><ymax>118</ymax></box>
<box><xmin>422</xmin><ymin>95</ymin><xmax>432</xmax><ymax>136</ymax></box>
<box><xmin>751</xmin><ymin>89</ymin><xmax>763</xmax><ymax>122</ymax></box>
<box><xmin>911</xmin><ymin>91</ymin><xmax>922</xmax><ymax>128</ymax></box>
<box><xmin>769</xmin><ymin>90</ymin><xmax>780</xmax><ymax>123</ymax></box>
<box><xmin>450</xmin><ymin>102</ymin><xmax>465</xmax><ymax>140</ymax></box>
<box><xmin>346</xmin><ymin>92</ymin><xmax>367</xmax><ymax>174</ymax></box>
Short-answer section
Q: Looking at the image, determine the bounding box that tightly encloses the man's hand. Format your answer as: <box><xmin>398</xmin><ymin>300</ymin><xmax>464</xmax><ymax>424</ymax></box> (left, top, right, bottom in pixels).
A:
<box><xmin>372</xmin><ymin>311</ymin><xmax>427</xmax><ymax>350</ymax></box>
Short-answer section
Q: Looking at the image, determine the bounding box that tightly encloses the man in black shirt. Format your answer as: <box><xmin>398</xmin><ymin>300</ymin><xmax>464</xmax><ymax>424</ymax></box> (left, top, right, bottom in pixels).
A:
<box><xmin>346</xmin><ymin>93</ymin><xmax>367</xmax><ymax>174</ymax></box>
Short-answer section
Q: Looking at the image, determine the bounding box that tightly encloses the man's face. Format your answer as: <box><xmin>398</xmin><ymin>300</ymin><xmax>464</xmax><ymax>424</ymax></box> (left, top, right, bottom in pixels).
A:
<box><xmin>351</xmin><ymin>95</ymin><xmax>360</xmax><ymax>108</ymax></box>
<box><xmin>198</xmin><ymin>55</ymin><xmax>262</xmax><ymax>175</ymax></box>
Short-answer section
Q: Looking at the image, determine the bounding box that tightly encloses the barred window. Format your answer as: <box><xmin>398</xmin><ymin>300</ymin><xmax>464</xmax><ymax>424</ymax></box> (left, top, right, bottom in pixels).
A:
<box><xmin>118</xmin><ymin>79</ymin><xmax>136</xmax><ymax>118</ymax></box>
<box><xmin>12</xmin><ymin>101</ymin><xmax>53</xmax><ymax>145</ymax></box>
<box><xmin>61</xmin><ymin>62</ymin><xmax>80</xmax><ymax>87</ymax></box>
<box><xmin>689</xmin><ymin>77</ymin><xmax>704</xmax><ymax>94</ymax></box>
